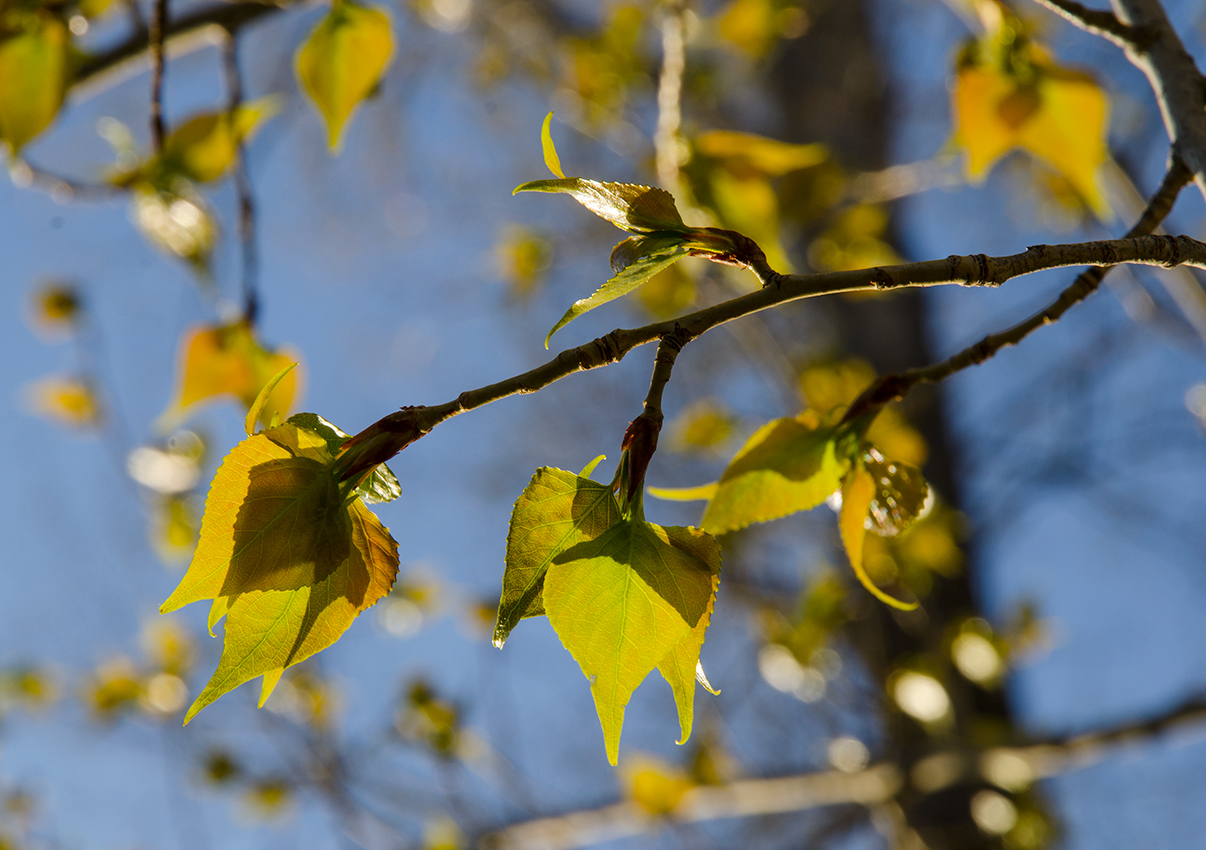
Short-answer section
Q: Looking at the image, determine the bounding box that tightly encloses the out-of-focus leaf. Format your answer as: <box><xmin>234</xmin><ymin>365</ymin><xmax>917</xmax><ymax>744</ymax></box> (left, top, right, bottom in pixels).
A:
<box><xmin>497</xmin><ymin>226</ymin><xmax>552</xmax><ymax>299</ymax></box>
<box><xmin>694</xmin><ymin>130</ymin><xmax>827</xmax><ymax>177</ymax></box>
<box><xmin>151</xmin><ymin>494</ymin><xmax>201</xmax><ymax>562</ymax></box>
<box><xmin>621</xmin><ymin>754</ymin><xmax>694</xmax><ymax>816</ymax></box>
<box><xmin>0</xmin><ymin>15</ymin><xmax>70</xmax><ymax>152</ymax></box>
<box><xmin>514</xmin><ymin>178</ymin><xmax>686</xmax><ymax>234</ymax></box>
<box><xmin>637</xmin><ymin>262</ymin><xmax>696</xmax><ymax>318</ymax></box>
<box><xmin>494</xmin><ymin>467</ymin><xmax>620</xmax><ymax>648</ymax></box>
<box><xmin>295</xmin><ymin>0</ymin><xmax>393</xmax><ymax>151</ymax></box>
<box><xmin>952</xmin><ymin>31</ymin><xmax>1110</xmax><ymax>216</ymax></box>
<box><xmin>161</xmin><ymin>319</ymin><xmax>301</xmax><ymax>429</ymax></box>
<box><xmin>839</xmin><ymin>463</ymin><xmax>917</xmax><ymax>610</ymax></box>
<box><xmin>24</xmin><ymin>375</ymin><xmax>102</xmax><ymax>429</ymax></box>
<box><xmin>543</xmin><ymin>513</ymin><xmax>720</xmax><ymax>765</ymax></box>
<box><xmin>700</xmin><ymin>418</ymin><xmax>851</xmax><ymax>534</ymax></box>
<box><xmin>26</xmin><ymin>280</ymin><xmax>80</xmax><ymax>338</ymax></box>
<box><xmin>808</xmin><ymin>203</ymin><xmax>902</xmax><ymax>272</ymax></box>
<box><xmin>545</xmin><ymin>234</ymin><xmax>689</xmax><ymax>347</ymax></box>
<box><xmin>130</xmin><ymin>182</ymin><xmax>218</xmax><ymax>270</ymax></box>
<box><xmin>161</xmin><ymin>96</ymin><xmax>281</xmax><ymax>183</ymax></box>
<box><xmin>715</xmin><ymin>0</ymin><xmax>808</xmax><ymax>58</ymax></box>
<box><xmin>667</xmin><ymin>399</ymin><xmax>737</xmax><ymax>455</ymax></box>
<box><xmin>160</xmin><ymin>418</ymin><xmax>399</xmax><ymax>721</ymax></box>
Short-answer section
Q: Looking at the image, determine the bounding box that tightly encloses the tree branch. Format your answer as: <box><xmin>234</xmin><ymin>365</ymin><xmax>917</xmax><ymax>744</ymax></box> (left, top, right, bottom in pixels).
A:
<box><xmin>654</xmin><ymin>0</ymin><xmax>687</xmax><ymax>194</ymax></box>
<box><xmin>477</xmin><ymin>692</ymin><xmax>1206</xmax><ymax>849</ymax></box>
<box><xmin>148</xmin><ymin>0</ymin><xmax>170</xmax><ymax>150</ymax></box>
<box><xmin>333</xmin><ymin>230</ymin><xmax>1206</xmax><ymax>479</ymax></box>
<box><xmin>72</xmin><ymin>1</ymin><xmax>288</xmax><ymax>98</ymax></box>
<box><xmin>842</xmin><ymin>157</ymin><xmax>1192</xmax><ymax>423</ymax></box>
<box><xmin>1029</xmin><ymin>0</ymin><xmax>1147</xmax><ymax>48</ymax></box>
<box><xmin>1108</xmin><ymin>0</ymin><xmax>1206</xmax><ymax>200</ymax></box>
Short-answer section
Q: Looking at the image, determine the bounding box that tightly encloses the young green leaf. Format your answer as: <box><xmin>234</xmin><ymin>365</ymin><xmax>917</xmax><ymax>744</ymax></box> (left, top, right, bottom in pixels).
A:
<box><xmin>514</xmin><ymin>178</ymin><xmax>687</xmax><ymax>234</ymax></box>
<box><xmin>700</xmin><ymin>418</ymin><xmax>851</xmax><ymax>534</ymax></box>
<box><xmin>839</xmin><ymin>463</ymin><xmax>917</xmax><ymax>611</ymax></box>
<box><xmin>245</xmin><ymin>362</ymin><xmax>297</xmax><ymax>437</ymax></box>
<box><xmin>284</xmin><ymin>412</ymin><xmax>401</xmax><ymax>504</ymax></box>
<box><xmin>540</xmin><ymin>111</ymin><xmax>564</xmax><ymax>178</ymax></box>
<box><xmin>295</xmin><ymin>0</ymin><xmax>393</xmax><ymax>151</ymax></box>
<box><xmin>543</xmin><ymin>515</ymin><xmax>721</xmax><ymax>765</ymax></box>
<box><xmin>0</xmin><ymin>17</ymin><xmax>71</xmax><ymax>153</ymax></box>
<box><xmin>494</xmin><ymin>467</ymin><xmax>620</xmax><ymax>648</ymax></box>
<box><xmin>545</xmin><ymin>234</ymin><xmax>690</xmax><ymax>347</ymax></box>
<box><xmin>161</xmin><ymin>416</ymin><xmax>400</xmax><ymax>720</ymax></box>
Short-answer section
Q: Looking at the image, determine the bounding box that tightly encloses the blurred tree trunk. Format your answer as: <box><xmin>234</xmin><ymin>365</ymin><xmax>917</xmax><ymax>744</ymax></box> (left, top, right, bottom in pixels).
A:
<box><xmin>771</xmin><ymin>3</ymin><xmax>1021</xmax><ymax>847</ymax></box>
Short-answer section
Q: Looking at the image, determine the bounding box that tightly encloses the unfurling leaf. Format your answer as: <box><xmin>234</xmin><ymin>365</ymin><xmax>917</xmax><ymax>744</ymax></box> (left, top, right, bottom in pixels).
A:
<box><xmin>161</xmin><ymin>319</ymin><xmax>301</xmax><ymax>429</ymax></box>
<box><xmin>0</xmin><ymin>15</ymin><xmax>71</xmax><ymax>153</ymax></box>
<box><xmin>161</xmin><ymin>416</ymin><xmax>400</xmax><ymax>721</ymax></box>
<box><xmin>295</xmin><ymin>0</ymin><xmax>394</xmax><ymax>151</ymax></box>
<box><xmin>952</xmin><ymin>22</ymin><xmax>1110</xmax><ymax>216</ymax></box>
<box><xmin>545</xmin><ymin>234</ymin><xmax>690</xmax><ymax>347</ymax></box>
<box><xmin>839</xmin><ymin>462</ymin><xmax>917</xmax><ymax>611</ymax></box>
<box><xmin>540</xmin><ymin>111</ymin><xmax>564</xmax><ymax>178</ymax></box>
<box><xmin>699</xmin><ymin>418</ymin><xmax>851</xmax><ymax>534</ymax></box>
<box><xmin>497</xmin><ymin>467</ymin><xmax>721</xmax><ymax>764</ymax></box>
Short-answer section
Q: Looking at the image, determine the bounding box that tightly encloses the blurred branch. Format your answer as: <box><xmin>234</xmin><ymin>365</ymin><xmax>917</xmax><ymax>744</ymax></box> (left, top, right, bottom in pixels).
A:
<box><xmin>148</xmin><ymin>0</ymin><xmax>169</xmax><ymax>150</ymax></box>
<box><xmin>1030</xmin><ymin>0</ymin><xmax>1146</xmax><ymax>47</ymax></box>
<box><xmin>478</xmin><ymin>764</ymin><xmax>902</xmax><ymax>850</ymax></box>
<box><xmin>842</xmin><ymin>157</ymin><xmax>1193</xmax><ymax>423</ymax></box>
<box><xmin>654</xmin><ymin>0</ymin><xmax>687</xmax><ymax>194</ymax></box>
<box><xmin>221</xmin><ymin>32</ymin><xmax>260</xmax><ymax>323</ymax></box>
<box><xmin>73</xmin><ymin>1</ymin><xmax>288</xmax><ymax>98</ymax></box>
<box><xmin>7</xmin><ymin>159</ymin><xmax>123</xmax><ymax>201</ymax></box>
<box><xmin>847</xmin><ymin>158</ymin><xmax>963</xmax><ymax>204</ymax></box>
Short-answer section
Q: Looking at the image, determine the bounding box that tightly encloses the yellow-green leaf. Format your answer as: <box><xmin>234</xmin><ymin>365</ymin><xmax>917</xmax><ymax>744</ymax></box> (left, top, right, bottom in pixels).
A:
<box><xmin>701</xmin><ymin>418</ymin><xmax>850</xmax><ymax>534</ymax></box>
<box><xmin>162</xmin><ymin>417</ymin><xmax>399</xmax><ymax>721</ymax></box>
<box><xmin>0</xmin><ymin>16</ymin><xmax>71</xmax><ymax>153</ymax></box>
<box><xmin>839</xmin><ymin>464</ymin><xmax>917</xmax><ymax>611</ymax></box>
<box><xmin>541</xmin><ymin>110</ymin><xmax>564</xmax><ymax>178</ymax></box>
<box><xmin>543</xmin><ymin>514</ymin><xmax>720</xmax><ymax>765</ymax></box>
<box><xmin>160</xmin><ymin>319</ymin><xmax>301</xmax><ymax>429</ymax></box>
<box><xmin>295</xmin><ymin>0</ymin><xmax>394</xmax><ymax>151</ymax></box>
<box><xmin>514</xmin><ymin>178</ymin><xmax>687</xmax><ymax>234</ymax></box>
<box><xmin>952</xmin><ymin>50</ymin><xmax>1110</xmax><ymax>216</ymax></box>
<box><xmin>162</xmin><ymin>96</ymin><xmax>281</xmax><ymax>183</ymax></box>
<box><xmin>494</xmin><ymin>467</ymin><xmax>620</xmax><ymax>648</ymax></box>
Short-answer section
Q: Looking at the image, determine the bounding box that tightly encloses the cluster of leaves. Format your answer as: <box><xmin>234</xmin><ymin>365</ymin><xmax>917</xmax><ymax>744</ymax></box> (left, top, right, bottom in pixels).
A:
<box><xmin>160</xmin><ymin>375</ymin><xmax>401</xmax><ymax>723</ymax></box>
<box><xmin>951</xmin><ymin>1</ymin><xmax>1109</xmax><ymax>216</ymax></box>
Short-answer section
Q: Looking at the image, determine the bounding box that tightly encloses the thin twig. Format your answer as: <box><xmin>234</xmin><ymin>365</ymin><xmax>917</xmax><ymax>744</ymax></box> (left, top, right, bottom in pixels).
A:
<box><xmin>8</xmin><ymin>159</ymin><xmax>123</xmax><ymax>201</ymax></box>
<box><xmin>221</xmin><ymin>31</ymin><xmax>260</xmax><ymax>323</ymax></box>
<box><xmin>842</xmin><ymin>157</ymin><xmax>1193</xmax><ymax>423</ymax></box>
<box><xmin>148</xmin><ymin>0</ymin><xmax>169</xmax><ymax>151</ymax></box>
<box><xmin>1029</xmin><ymin>0</ymin><xmax>1147</xmax><ymax>47</ymax></box>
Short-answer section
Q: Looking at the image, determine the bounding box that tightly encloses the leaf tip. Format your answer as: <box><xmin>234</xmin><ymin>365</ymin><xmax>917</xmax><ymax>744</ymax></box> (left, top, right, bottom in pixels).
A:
<box><xmin>541</xmin><ymin>111</ymin><xmax>565</xmax><ymax>178</ymax></box>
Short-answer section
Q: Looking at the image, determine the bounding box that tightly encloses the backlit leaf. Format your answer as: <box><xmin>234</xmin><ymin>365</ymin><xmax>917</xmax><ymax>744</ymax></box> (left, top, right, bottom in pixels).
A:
<box><xmin>700</xmin><ymin>418</ymin><xmax>851</xmax><ymax>534</ymax></box>
<box><xmin>161</xmin><ymin>97</ymin><xmax>281</xmax><ymax>183</ymax></box>
<box><xmin>622</xmin><ymin>754</ymin><xmax>694</xmax><ymax>816</ymax></box>
<box><xmin>540</xmin><ymin>111</ymin><xmax>564</xmax><ymax>178</ymax></box>
<box><xmin>952</xmin><ymin>42</ymin><xmax>1109</xmax><ymax>216</ymax></box>
<box><xmin>839</xmin><ymin>464</ymin><xmax>917</xmax><ymax>611</ymax></box>
<box><xmin>24</xmin><ymin>375</ymin><xmax>102</xmax><ymax>429</ymax></box>
<box><xmin>0</xmin><ymin>16</ymin><xmax>70</xmax><ymax>153</ymax></box>
<box><xmin>295</xmin><ymin>0</ymin><xmax>393</xmax><ymax>151</ymax></box>
<box><xmin>545</xmin><ymin>234</ymin><xmax>690</xmax><ymax>347</ymax></box>
<box><xmin>494</xmin><ymin>467</ymin><xmax>620</xmax><ymax>648</ymax></box>
<box><xmin>860</xmin><ymin>448</ymin><xmax>931</xmax><ymax>536</ymax></box>
<box><xmin>162</xmin><ymin>418</ymin><xmax>399</xmax><ymax>721</ymax></box>
<box><xmin>131</xmin><ymin>182</ymin><xmax>218</xmax><ymax>271</ymax></box>
<box><xmin>283</xmin><ymin>412</ymin><xmax>400</xmax><ymax>504</ymax></box>
<box><xmin>514</xmin><ymin>178</ymin><xmax>686</xmax><ymax>234</ymax></box>
<box><xmin>694</xmin><ymin>130</ymin><xmax>828</xmax><ymax>176</ymax></box>
<box><xmin>161</xmin><ymin>319</ymin><xmax>301</xmax><ymax>429</ymax></box>
<box><xmin>543</xmin><ymin>513</ymin><xmax>720</xmax><ymax>765</ymax></box>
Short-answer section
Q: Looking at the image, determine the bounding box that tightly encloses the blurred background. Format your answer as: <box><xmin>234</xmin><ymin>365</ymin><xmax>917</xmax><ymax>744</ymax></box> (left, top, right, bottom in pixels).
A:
<box><xmin>4</xmin><ymin>0</ymin><xmax>1206</xmax><ymax>848</ymax></box>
